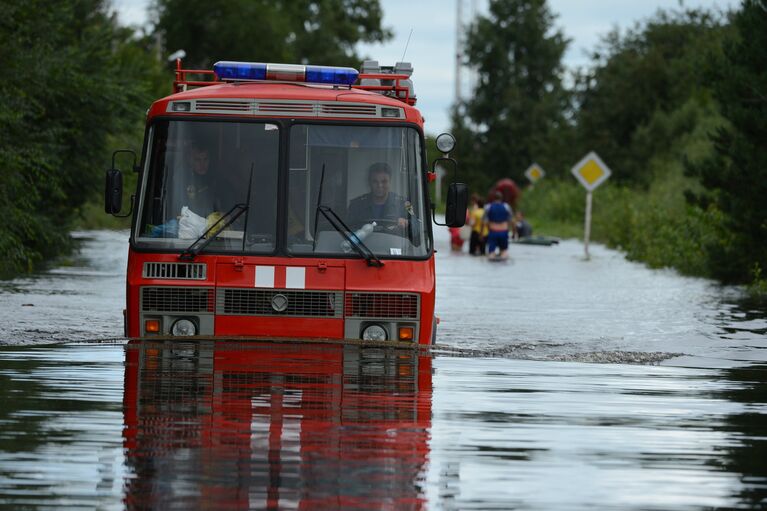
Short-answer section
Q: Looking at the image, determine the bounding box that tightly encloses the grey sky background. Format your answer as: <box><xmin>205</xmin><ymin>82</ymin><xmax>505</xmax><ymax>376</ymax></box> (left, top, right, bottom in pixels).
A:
<box><xmin>114</xmin><ymin>0</ymin><xmax>736</xmax><ymax>135</ymax></box>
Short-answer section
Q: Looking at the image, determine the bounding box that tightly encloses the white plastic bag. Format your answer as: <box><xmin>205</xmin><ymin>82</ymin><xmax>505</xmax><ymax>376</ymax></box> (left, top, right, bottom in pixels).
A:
<box><xmin>178</xmin><ymin>206</ymin><xmax>207</xmax><ymax>239</ymax></box>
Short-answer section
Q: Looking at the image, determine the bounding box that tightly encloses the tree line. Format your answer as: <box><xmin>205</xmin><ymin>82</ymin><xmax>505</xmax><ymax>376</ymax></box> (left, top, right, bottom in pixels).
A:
<box><xmin>1</xmin><ymin>0</ymin><xmax>763</xmax><ymax>290</ymax></box>
<box><xmin>454</xmin><ymin>0</ymin><xmax>766</xmax><ymax>290</ymax></box>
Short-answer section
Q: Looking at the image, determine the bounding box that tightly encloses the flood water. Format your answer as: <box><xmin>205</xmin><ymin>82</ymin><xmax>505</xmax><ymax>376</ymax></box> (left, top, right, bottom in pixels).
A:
<box><xmin>1</xmin><ymin>230</ymin><xmax>766</xmax><ymax>510</ymax></box>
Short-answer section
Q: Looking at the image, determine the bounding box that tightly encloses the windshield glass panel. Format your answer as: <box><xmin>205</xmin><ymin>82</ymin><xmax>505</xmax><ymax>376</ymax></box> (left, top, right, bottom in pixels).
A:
<box><xmin>135</xmin><ymin>120</ymin><xmax>279</xmax><ymax>253</ymax></box>
<box><xmin>287</xmin><ymin>125</ymin><xmax>429</xmax><ymax>258</ymax></box>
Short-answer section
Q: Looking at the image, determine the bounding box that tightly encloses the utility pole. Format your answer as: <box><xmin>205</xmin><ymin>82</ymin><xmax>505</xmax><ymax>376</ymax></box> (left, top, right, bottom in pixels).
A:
<box><xmin>455</xmin><ymin>0</ymin><xmax>463</xmax><ymax>106</ymax></box>
<box><xmin>469</xmin><ymin>0</ymin><xmax>478</xmax><ymax>94</ymax></box>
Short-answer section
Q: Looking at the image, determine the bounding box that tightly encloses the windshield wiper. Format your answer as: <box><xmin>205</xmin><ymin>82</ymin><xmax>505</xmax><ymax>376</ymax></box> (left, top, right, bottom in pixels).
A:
<box><xmin>317</xmin><ymin>205</ymin><xmax>383</xmax><ymax>267</ymax></box>
<box><xmin>312</xmin><ymin>163</ymin><xmax>327</xmax><ymax>252</ymax></box>
<box><xmin>179</xmin><ymin>203</ymin><xmax>248</xmax><ymax>261</ymax></box>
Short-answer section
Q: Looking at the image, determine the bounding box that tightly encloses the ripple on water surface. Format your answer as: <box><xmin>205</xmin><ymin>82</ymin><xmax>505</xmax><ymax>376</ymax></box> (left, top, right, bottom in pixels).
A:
<box><xmin>0</xmin><ymin>342</ymin><xmax>766</xmax><ymax>510</ymax></box>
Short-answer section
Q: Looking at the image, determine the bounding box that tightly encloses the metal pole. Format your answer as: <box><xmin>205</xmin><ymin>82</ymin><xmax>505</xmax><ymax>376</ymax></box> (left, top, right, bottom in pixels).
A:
<box><xmin>455</xmin><ymin>0</ymin><xmax>463</xmax><ymax>105</ymax></box>
<box><xmin>583</xmin><ymin>191</ymin><xmax>592</xmax><ymax>260</ymax></box>
<box><xmin>435</xmin><ymin>166</ymin><xmax>445</xmax><ymax>204</ymax></box>
<box><xmin>469</xmin><ymin>0</ymin><xmax>477</xmax><ymax>94</ymax></box>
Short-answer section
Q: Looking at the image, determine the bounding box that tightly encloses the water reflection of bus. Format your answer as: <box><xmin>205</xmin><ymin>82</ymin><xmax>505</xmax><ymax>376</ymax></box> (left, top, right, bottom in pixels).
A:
<box><xmin>122</xmin><ymin>340</ymin><xmax>432</xmax><ymax>509</ymax></box>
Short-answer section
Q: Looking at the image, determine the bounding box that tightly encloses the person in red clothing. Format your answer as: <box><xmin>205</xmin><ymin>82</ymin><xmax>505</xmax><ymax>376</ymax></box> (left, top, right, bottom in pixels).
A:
<box><xmin>449</xmin><ymin>226</ymin><xmax>463</xmax><ymax>251</ymax></box>
<box><xmin>448</xmin><ymin>207</ymin><xmax>470</xmax><ymax>251</ymax></box>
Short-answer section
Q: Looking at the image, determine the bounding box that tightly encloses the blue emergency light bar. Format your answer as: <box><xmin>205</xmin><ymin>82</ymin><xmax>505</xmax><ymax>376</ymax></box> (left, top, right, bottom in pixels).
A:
<box><xmin>213</xmin><ymin>61</ymin><xmax>359</xmax><ymax>86</ymax></box>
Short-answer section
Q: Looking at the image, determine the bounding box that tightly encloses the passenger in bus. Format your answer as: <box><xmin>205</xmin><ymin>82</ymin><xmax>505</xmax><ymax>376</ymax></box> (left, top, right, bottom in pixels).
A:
<box><xmin>181</xmin><ymin>142</ymin><xmax>217</xmax><ymax>216</ymax></box>
<box><xmin>347</xmin><ymin>162</ymin><xmax>409</xmax><ymax>231</ymax></box>
<box><xmin>147</xmin><ymin>142</ymin><xmax>220</xmax><ymax>238</ymax></box>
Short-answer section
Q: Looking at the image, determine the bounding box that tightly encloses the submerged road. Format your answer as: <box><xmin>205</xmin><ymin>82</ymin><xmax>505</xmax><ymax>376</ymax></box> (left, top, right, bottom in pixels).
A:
<box><xmin>0</xmin><ymin>229</ymin><xmax>765</xmax><ymax>509</ymax></box>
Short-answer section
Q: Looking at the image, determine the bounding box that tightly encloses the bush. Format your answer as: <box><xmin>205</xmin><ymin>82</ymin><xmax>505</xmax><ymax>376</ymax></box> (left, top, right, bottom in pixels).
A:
<box><xmin>518</xmin><ymin>163</ymin><xmax>724</xmax><ymax>281</ymax></box>
<box><xmin>0</xmin><ymin>1</ymin><xmax>163</xmax><ymax>277</ymax></box>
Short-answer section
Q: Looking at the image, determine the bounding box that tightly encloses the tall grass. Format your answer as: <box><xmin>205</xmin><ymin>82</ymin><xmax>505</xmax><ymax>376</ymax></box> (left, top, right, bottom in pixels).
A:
<box><xmin>519</xmin><ymin>171</ymin><xmax>724</xmax><ymax>280</ymax></box>
<box><xmin>517</xmin><ymin>99</ymin><xmax>732</xmax><ymax>282</ymax></box>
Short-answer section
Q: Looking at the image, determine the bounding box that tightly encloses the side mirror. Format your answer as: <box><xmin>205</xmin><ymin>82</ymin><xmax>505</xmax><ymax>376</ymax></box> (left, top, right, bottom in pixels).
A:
<box><xmin>445</xmin><ymin>182</ymin><xmax>469</xmax><ymax>227</ymax></box>
<box><xmin>105</xmin><ymin>169</ymin><xmax>123</xmax><ymax>215</ymax></box>
<box><xmin>105</xmin><ymin>149</ymin><xmax>139</xmax><ymax>217</ymax></box>
<box><xmin>430</xmin><ymin>154</ymin><xmax>469</xmax><ymax>227</ymax></box>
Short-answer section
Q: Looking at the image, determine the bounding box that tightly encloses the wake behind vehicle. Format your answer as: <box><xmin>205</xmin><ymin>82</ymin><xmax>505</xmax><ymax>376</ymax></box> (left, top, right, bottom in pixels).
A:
<box><xmin>106</xmin><ymin>59</ymin><xmax>467</xmax><ymax>345</ymax></box>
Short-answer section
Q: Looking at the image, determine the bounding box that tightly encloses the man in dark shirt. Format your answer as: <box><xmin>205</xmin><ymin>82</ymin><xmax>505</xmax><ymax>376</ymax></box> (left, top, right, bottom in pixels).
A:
<box><xmin>347</xmin><ymin>162</ymin><xmax>409</xmax><ymax>230</ymax></box>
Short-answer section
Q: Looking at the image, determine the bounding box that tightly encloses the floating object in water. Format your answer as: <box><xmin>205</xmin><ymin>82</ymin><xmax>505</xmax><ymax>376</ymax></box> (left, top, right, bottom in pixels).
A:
<box><xmin>512</xmin><ymin>235</ymin><xmax>560</xmax><ymax>246</ymax></box>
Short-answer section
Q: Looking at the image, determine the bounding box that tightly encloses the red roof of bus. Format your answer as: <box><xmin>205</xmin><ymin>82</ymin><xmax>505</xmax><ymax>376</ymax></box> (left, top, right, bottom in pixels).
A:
<box><xmin>147</xmin><ymin>82</ymin><xmax>424</xmax><ymax>126</ymax></box>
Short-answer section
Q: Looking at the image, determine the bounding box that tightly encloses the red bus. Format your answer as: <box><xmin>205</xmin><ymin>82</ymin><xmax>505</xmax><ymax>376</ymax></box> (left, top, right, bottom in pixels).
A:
<box><xmin>106</xmin><ymin>60</ymin><xmax>467</xmax><ymax>344</ymax></box>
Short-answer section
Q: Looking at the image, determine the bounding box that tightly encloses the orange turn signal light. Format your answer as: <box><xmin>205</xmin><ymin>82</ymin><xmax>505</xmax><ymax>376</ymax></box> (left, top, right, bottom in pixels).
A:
<box><xmin>398</xmin><ymin>326</ymin><xmax>414</xmax><ymax>341</ymax></box>
<box><xmin>145</xmin><ymin>319</ymin><xmax>160</xmax><ymax>333</ymax></box>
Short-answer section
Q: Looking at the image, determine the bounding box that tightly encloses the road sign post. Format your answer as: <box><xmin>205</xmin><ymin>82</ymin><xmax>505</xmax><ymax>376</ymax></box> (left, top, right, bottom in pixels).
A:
<box><xmin>584</xmin><ymin>190</ymin><xmax>593</xmax><ymax>258</ymax></box>
<box><xmin>571</xmin><ymin>151</ymin><xmax>612</xmax><ymax>259</ymax></box>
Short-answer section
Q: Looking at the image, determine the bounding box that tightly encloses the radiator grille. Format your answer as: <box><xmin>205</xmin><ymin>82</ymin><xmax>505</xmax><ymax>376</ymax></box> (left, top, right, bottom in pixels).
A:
<box><xmin>141</xmin><ymin>287</ymin><xmax>214</xmax><ymax>313</ymax></box>
<box><xmin>345</xmin><ymin>293</ymin><xmax>419</xmax><ymax>320</ymax></box>
<box><xmin>143</xmin><ymin>262</ymin><xmax>207</xmax><ymax>280</ymax></box>
<box><xmin>218</xmin><ymin>288</ymin><xmax>343</xmax><ymax>318</ymax></box>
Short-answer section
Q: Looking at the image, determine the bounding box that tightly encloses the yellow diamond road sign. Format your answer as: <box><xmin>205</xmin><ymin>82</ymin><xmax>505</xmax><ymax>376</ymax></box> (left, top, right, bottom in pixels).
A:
<box><xmin>524</xmin><ymin>163</ymin><xmax>545</xmax><ymax>184</ymax></box>
<box><xmin>571</xmin><ymin>151</ymin><xmax>611</xmax><ymax>191</ymax></box>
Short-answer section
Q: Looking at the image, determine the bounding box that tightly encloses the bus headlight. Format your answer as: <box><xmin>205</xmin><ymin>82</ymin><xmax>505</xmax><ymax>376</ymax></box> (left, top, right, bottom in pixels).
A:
<box><xmin>170</xmin><ymin>318</ymin><xmax>197</xmax><ymax>336</ymax></box>
<box><xmin>361</xmin><ymin>324</ymin><xmax>387</xmax><ymax>341</ymax></box>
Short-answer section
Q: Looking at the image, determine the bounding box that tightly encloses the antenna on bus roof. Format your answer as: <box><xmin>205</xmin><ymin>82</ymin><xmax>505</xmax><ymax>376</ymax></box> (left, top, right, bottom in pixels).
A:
<box><xmin>400</xmin><ymin>28</ymin><xmax>413</xmax><ymax>62</ymax></box>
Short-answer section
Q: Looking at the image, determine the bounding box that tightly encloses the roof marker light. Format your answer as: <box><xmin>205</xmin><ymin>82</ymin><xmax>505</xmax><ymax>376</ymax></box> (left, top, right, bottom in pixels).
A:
<box><xmin>214</xmin><ymin>61</ymin><xmax>267</xmax><ymax>81</ymax></box>
<box><xmin>305</xmin><ymin>65</ymin><xmax>359</xmax><ymax>86</ymax></box>
<box><xmin>213</xmin><ymin>61</ymin><xmax>359</xmax><ymax>86</ymax></box>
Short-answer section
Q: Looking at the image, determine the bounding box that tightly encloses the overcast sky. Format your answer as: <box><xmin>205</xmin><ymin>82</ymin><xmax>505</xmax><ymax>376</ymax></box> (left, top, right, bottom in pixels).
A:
<box><xmin>113</xmin><ymin>0</ymin><xmax>736</xmax><ymax>135</ymax></box>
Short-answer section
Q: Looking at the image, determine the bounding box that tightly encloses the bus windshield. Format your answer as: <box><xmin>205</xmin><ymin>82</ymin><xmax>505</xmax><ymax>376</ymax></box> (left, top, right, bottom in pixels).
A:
<box><xmin>287</xmin><ymin>124</ymin><xmax>429</xmax><ymax>258</ymax></box>
<box><xmin>134</xmin><ymin>120</ymin><xmax>430</xmax><ymax>258</ymax></box>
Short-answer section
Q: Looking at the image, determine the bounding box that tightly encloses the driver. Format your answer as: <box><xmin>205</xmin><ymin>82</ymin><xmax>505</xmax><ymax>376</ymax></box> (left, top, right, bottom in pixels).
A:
<box><xmin>347</xmin><ymin>162</ymin><xmax>409</xmax><ymax>230</ymax></box>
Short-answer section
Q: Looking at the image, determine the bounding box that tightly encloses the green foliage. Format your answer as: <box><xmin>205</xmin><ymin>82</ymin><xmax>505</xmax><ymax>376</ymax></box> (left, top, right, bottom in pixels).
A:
<box><xmin>0</xmin><ymin>0</ymin><xmax>391</xmax><ymax>277</ymax></box>
<box><xmin>685</xmin><ymin>0</ymin><xmax>767</xmax><ymax>285</ymax></box>
<box><xmin>447</xmin><ymin>108</ymin><xmax>481</xmax><ymax>190</ymax></box>
<box><xmin>0</xmin><ymin>0</ymin><xmax>163</xmax><ymax>277</ymax></box>
<box><xmin>520</xmin><ymin>172</ymin><xmax>724</xmax><ymax>279</ymax></box>
<box><xmin>519</xmin><ymin>179</ymin><xmax>583</xmax><ymax>225</ymax></box>
<box><xmin>520</xmin><ymin>95</ymin><xmax>728</xmax><ymax>277</ymax></box>
<box><xmin>460</xmin><ymin>0</ymin><xmax>766</xmax><ymax>291</ymax></box>
<box><xmin>455</xmin><ymin>0</ymin><xmax>570</xmax><ymax>192</ymax></box>
<box><xmin>151</xmin><ymin>0</ymin><xmax>392</xmax><ymax>68</ymax></box>
<box><xmin>749</xmin><ymin>263</ymin><xmax>767</xmax><ymax>297</ymax></box>
<box><xmin>573</xmin><ymin>7</ymin><xmax>730</xmax><ymax>186</ymax></box>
